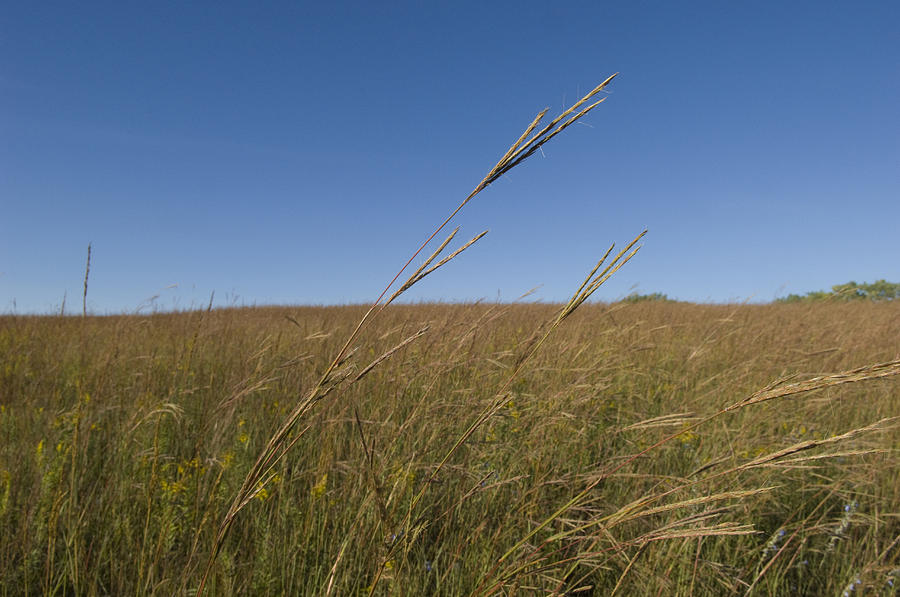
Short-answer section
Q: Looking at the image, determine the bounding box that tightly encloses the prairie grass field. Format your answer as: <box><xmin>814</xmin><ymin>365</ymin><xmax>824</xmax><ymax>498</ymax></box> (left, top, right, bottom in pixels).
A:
<box><xmin>1</xmin><ymin>300</ymin><xmax>898</xmax><ymax>595</ymax></box>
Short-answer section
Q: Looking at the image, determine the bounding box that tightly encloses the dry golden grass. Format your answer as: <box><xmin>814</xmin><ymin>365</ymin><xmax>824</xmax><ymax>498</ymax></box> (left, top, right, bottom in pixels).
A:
<box><xmin>1</xmin><ymin>300</ymin><xmax>898</xmax><ymax>595</ymax></box>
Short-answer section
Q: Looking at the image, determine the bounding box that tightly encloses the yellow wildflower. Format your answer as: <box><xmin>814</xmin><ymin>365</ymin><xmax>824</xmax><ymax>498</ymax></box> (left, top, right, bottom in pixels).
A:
<box><xmin>0</xmin><ymin>470</ymin><xmax>9</xmax><ymax>516</ymax></box>
<box><xmin>311</xmin><ymin>473</ymin><xmax>328</xmax><ymax>499</ymax></box>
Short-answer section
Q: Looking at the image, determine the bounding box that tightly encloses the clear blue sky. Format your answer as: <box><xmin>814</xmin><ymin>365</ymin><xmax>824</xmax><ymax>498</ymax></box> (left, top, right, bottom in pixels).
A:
<box><xmin>3</xmin><ymin>1</ymin><xmax>898</xmax><ymax>313</ymax></box>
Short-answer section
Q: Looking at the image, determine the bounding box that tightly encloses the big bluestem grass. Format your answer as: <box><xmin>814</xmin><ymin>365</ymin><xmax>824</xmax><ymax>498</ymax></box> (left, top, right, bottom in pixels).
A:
<box><xmin>1</xmin><ymin>76</ymin><xmax>899</xmax><ymax>595</ymax></box>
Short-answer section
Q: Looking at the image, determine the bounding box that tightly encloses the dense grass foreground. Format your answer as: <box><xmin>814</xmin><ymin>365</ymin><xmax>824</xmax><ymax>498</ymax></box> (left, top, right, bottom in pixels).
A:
<box><xmin>1</xmin><ymin>300</ymin><xmax>898</xmax><ymax>595</ymax></box>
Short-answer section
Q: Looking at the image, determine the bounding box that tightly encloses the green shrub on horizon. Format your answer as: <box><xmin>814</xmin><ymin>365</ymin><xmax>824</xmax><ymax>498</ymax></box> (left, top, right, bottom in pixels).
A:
<box><xmin>622</xmin><ymin>291</ymin><xmax>669</xmax><ymax>303</ymax></box>
<box><xmin>777</xmin><ymin>279</ymin><xmax>900</xmax><ymax>303</ymax></box>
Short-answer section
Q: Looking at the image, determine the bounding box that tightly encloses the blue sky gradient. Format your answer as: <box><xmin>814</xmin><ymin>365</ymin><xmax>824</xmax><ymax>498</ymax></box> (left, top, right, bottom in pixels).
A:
<box><xmin>3</xmin><ymin>1</ymin><xmax>898</xmax><ymax>313</ymax></box>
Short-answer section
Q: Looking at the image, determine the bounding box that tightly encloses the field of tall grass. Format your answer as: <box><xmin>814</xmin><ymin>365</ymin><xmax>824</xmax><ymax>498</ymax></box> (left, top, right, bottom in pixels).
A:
<box><xmin>3</xmin><ymin>77</ymin><xmax>898</xmax><ymax>595</ymax></box>
<box><xmin>2</xmin><ymin>300</ymin><xmax>898</xmax><ymax>595</ymax></box>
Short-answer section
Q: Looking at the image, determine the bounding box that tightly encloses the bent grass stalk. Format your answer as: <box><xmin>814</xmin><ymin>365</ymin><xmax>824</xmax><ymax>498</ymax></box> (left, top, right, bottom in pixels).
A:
<box><xmin>472</xmin><ymin>364</ymin><xmax>900</xmax><ymax>594</ymax></box>
<box><xmin>367</xmin><ymin>230</ymin><xmax>646</xmax><ymax>593</ymax></box>
<box><xmin>199</xmin><ymin>74</ymin><xmax>621</xmax><ymax>594</ymax></box>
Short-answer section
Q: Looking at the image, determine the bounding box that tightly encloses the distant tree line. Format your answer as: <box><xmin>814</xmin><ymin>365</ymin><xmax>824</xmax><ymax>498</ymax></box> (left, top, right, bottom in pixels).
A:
<box><xmin>777</xmin><ymin>280</ymin><xmax>900</xmax><ymax>303</ymax></box>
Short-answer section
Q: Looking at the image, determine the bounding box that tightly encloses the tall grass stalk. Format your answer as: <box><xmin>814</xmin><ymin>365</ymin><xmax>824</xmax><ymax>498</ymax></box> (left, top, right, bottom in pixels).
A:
<box><xmin>199</xmin><ymin>74</ymin><xmax>622</xmax><ymax>594</ymax></box>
